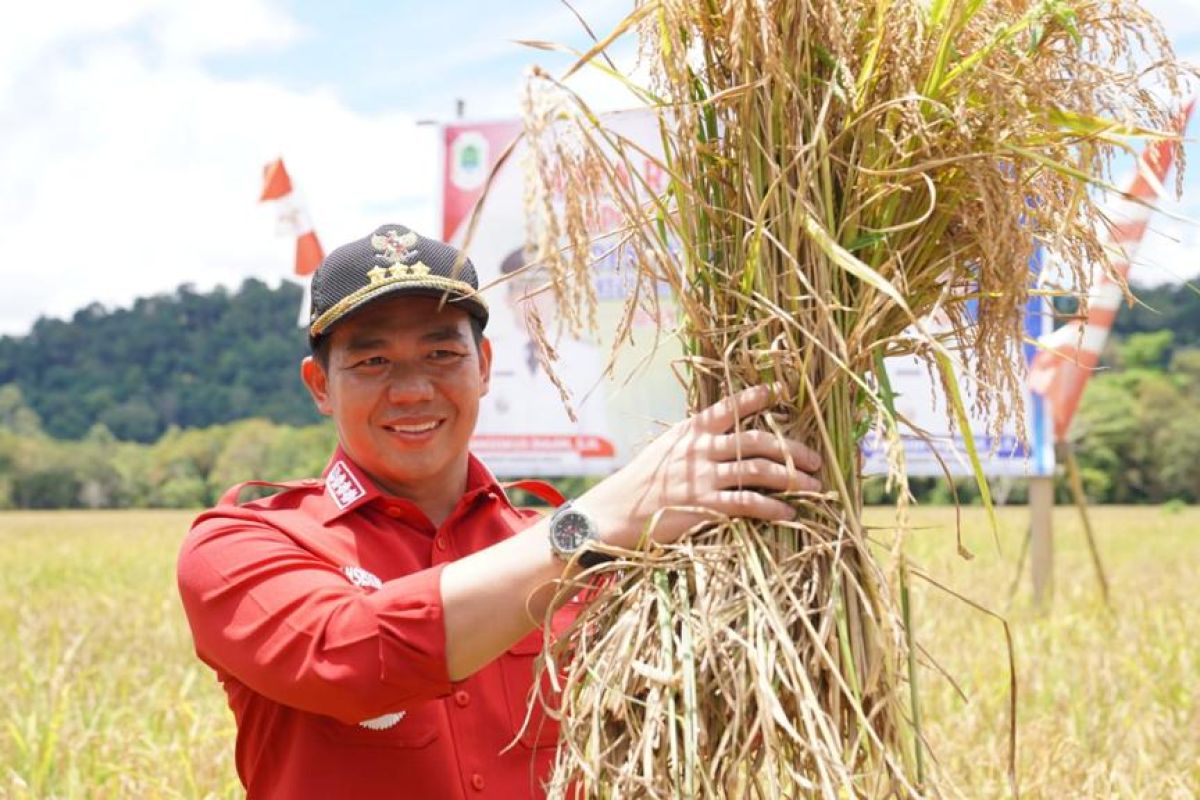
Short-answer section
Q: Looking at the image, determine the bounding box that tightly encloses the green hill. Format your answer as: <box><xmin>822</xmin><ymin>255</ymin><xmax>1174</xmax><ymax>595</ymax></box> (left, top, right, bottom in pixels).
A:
<box><xmin>0</xmin><ymin>276</ymin><xmax>1197</xmax><ymax>446</ymax></box>
<box><xmin>0</xmin><ymin>279</ymin><xmax>320</xmax><ymax>442</ymax></box>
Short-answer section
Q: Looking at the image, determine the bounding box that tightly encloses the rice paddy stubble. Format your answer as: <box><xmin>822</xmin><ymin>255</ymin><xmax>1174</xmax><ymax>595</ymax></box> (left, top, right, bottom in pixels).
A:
<box><xmin>2</xmin><ymin>508</ymin><xmax>1196</xmax><ymax>797</ymax></box>
<box><xmin>0</xmin><ymin>511</ymin><xmax>238</xmax><ymax>800</ymax></box>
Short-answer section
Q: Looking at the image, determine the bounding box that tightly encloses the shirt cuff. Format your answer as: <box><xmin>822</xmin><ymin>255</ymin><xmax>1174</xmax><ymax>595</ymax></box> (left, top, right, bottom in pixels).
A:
<box><xmin>368</xmin><ymin>562</ymin><xmax>453</xmax><ymax>699</ymax></box>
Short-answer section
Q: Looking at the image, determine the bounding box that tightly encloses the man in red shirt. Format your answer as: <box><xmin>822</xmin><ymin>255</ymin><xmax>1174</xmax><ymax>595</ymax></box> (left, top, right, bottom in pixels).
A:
<box><xmin>177</xmin><ymin>223</ymin><xmax>822</xmax><ymax>798</ymax></box>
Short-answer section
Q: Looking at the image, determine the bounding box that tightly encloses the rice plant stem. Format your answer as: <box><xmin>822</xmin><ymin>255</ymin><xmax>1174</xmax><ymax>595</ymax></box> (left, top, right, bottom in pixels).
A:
<box><xmin>899</xmin><ymin>557</ymin><xmax>926</xmax><ymax>788</ymax></box>
<box><xmin>653</xmin><ymin>569</ymin><xmax>683</xmax><ymax>799</ymax></box>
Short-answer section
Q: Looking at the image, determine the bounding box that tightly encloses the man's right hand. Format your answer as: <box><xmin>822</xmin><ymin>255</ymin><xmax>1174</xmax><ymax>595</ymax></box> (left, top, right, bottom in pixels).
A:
<box><xmin>579</xmin><ymin>384</ymin><xmax>824</xmax><ymax>552</ymax></box>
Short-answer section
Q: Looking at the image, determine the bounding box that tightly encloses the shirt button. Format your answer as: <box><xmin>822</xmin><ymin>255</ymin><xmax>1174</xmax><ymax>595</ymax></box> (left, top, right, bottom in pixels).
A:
<box><xmin>470</xmin><ymin>774</ymin><xmax>485</xmax><ymax>791</ymax></box>
<box><xmin>301</xmin><ymin>478</ymin><xmax>319</xmax><ymax>486</ymax></box>
<box><xmin>385</xmin><ymin>506</ymin><xmax>404</xmax><ymax>518</ymax></box>
<box><xmin>435</xmin><ymin>537</ymin><xmax>447</xmax><ymax>551</ymax></box>
<box><xmin>454</xmin><ymin>690</ymin><xmax>470</xmax><ymax>707</ymax></box>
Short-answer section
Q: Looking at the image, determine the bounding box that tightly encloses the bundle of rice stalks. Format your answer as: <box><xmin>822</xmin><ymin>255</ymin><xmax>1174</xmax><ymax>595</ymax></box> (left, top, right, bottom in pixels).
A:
<box><xmin>513</xmin><ymin>1</ymin><xmax>1193</xmax><ymax>796</ymax></box>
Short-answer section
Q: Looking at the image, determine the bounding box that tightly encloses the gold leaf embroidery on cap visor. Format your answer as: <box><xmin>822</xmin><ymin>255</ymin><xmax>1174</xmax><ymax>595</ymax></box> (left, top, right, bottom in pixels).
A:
<box><xmin>308</xmin><ymin>275</ymin><xmax>488</xmax><ymax>338</ymax></box>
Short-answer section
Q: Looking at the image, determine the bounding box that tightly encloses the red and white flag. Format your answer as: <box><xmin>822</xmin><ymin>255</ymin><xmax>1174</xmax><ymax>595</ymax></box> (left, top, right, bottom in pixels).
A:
<box><xmin>259</xmin><ymin>158</ymin><xmax>324</xmax><ymax>325</ymax></box>
<box><xmin>1029</xmin><ymin>99</ymin><xmax>1196</xmax><ymax>442</ymax></box>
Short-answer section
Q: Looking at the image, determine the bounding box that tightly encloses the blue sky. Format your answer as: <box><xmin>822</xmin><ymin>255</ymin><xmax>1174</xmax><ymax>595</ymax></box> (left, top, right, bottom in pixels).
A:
<box><xmin>203</xmin><ymin>1</ymin><xmax>632</xmax><ymax>118</ymax></box>
<box><xmin>0</xmin><ymin>0</ymin><xmax>1197</xmax><ymax>335</ymax></box>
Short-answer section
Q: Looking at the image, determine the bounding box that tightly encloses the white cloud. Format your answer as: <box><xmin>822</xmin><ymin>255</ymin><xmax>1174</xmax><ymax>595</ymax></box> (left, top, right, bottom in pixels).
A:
<box><xmin>3</xmin><ymin>0</ymin><xmax>1199</xmax><ymax>337</ymax></box>
<box><xmin>147</xmin><ymin>0</ymin><xmax>304</xmax><ymax>58</ymax></box>
<box><xmin>0</xmin><ymin>0</ymin><xmax>437</xmax><ymax>335</ymax></box>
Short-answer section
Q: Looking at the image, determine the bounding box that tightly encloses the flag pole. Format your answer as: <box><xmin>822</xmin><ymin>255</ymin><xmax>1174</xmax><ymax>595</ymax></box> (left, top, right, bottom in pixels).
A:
<box><xmin>1024</xmin><ymin>98</ymin><xmax>1195</xmax><ymax>606</ymax></box>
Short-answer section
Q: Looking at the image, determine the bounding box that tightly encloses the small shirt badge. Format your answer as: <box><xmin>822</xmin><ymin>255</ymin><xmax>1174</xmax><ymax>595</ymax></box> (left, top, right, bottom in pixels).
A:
<box><xmin>341</xmin><ymin>563</ymin><xmax>402</xmax><ymax>730</ymax></box>
<box><xmin>359</xmin><ymin>711</ymin><xmax>405</xmax><ymax>730</ymax></box>
<box><xmin>342</xmin><ymin>565</ymin><xmax>383</xmax><ymax>591</ymax></box>
<box><xmin>326</xmin><ymin>461</ymin><xmax>366</xmax><ymax>510</ymax></box>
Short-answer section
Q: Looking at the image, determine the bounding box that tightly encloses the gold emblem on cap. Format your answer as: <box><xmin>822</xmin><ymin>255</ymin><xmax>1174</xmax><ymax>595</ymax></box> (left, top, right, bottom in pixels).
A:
<box><xmin>366</xmin><ymin>261</ymin><xmax>432</xmax><ymax>286</ymax></box>
<box><xmin>367</xmin><ymin>230</ymin><xmax>431</xmax><ymax>286</ymax></box>
<box><xmin>370</xmin><ymin>230</ymin><xmax>419</xmax><ymax>263</ymax></box>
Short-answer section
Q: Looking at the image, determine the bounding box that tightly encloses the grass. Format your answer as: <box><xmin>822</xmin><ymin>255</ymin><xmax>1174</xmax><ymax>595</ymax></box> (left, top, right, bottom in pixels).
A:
<box><xmin>891</xmin><ymin>504</ymin><xmax>1200</xmax><ymax>799</ymax></box>
<box><xmin>0</xmin><ymin>505</ymin><xmax>1197</xmax><ymax>798</ymax></box>
<box><xmin>0</xmin><ymin>511</ymin><xmax>239</xmax><ymax>800</ymax></box>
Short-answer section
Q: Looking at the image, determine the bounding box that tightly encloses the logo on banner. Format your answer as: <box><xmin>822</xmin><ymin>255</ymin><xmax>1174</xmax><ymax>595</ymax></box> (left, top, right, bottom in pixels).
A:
<box><xmin>450</xmin><ymin>131</ymin><xmax>489</xmax><ymax>190</ymax></box>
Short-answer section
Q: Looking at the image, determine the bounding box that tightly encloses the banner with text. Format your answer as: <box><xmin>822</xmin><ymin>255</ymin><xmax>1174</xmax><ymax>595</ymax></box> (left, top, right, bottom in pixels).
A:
<box><xmin>441</xmin><ymin>114</ymin><xmax>686</xmax><ymax>477</ymax></box>
<box><xmin>861</xmin><ymin>278</ymin><xmax>1055</xmax><ymax>478</ymax></box>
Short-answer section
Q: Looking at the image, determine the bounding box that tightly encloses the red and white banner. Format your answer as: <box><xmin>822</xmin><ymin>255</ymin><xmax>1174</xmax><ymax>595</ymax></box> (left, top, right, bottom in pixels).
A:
<box><xmin>260</xmin><ymin>158</ymin><xmax>325</xmax><ymax>326</ymax></box>
<box><xmin>260</xmin><ymin>158</ymin><xmax>324</xmax><ymax>276</ymax></box>
<box><xmin>1029</xmin><ymin>100</ymin><xmax>1196</xmax><ymax>442</ymax></box>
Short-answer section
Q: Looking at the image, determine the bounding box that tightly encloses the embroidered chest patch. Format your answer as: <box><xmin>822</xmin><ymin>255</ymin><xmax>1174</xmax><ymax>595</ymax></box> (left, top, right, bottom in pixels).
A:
<box><xmin>326</xmin><ymin>461</ymin><xmax>366</xmax><ymax>510</ymax></box>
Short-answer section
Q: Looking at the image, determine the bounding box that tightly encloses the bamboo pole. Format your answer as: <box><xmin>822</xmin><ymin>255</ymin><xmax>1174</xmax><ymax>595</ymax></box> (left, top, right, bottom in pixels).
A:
<box><xmin>1028</xmin><ymin>476</ymin><xmax>1055</xmax><ymax>609</ymax></box>
<box><xmin>1059</xmin><ymin>443</ymin><xmax>1112</xmax><ymax>609</ymax></box>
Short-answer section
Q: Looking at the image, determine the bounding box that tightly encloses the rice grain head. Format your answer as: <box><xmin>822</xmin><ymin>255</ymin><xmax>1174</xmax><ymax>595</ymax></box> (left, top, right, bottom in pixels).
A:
<box><xmin>512</xmin><ymin>1</ymin><xmax>1194</xmax><ymax>797</ymax></box>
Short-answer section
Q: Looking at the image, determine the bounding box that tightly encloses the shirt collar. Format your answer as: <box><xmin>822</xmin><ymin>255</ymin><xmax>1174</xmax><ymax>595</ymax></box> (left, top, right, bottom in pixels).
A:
<box><xmin>463</xmin><ymin>453</ymin><xmax>506</xmax><ymax>504</ymax></box>
<box><xmin>319</xmin><ymin>446</ymin><xmax>379</xmax><ymax>521</ymax></box>
<box><xmin>318</xmin><ymin>446</ymin><xmax>510</xmax><ymax>523</ymax></box>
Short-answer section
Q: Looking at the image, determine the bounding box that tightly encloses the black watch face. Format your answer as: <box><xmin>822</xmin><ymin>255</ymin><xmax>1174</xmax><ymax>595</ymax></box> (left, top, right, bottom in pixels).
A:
<box><xmin>552</xmin><ymin>510</ymin><xmax>591</xmax><ymax>551</ymax></box>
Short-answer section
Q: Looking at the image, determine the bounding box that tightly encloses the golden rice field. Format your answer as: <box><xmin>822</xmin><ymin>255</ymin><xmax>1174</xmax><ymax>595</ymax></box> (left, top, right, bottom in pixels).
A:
<box><xmin>0</xmin><ymin>506</ymin><xmax>1196</xmax><ymax>799</ymax></box>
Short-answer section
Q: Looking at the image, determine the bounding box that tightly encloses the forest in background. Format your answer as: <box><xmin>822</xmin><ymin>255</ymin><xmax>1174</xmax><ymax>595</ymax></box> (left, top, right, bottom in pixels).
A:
<box><xmin>0</xmin><ymin>279</ymin><xmax>1198</xmax><ymax>508</ymax></box>
<box><xmin>0</xmin><ymin>279</ymin><xmax>318</xmax><ymax>442</ymax></box>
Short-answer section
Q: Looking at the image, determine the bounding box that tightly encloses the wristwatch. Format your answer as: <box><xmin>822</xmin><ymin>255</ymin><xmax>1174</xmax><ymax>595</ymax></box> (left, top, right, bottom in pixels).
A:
<box><xmin>548</xmin><ymin>501</ymin><xmax>612</xmax><ymax>568</ymax></box>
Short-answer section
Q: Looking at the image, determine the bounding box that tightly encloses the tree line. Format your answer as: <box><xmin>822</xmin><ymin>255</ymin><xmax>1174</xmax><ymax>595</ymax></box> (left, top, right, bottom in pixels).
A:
<box><xmin>0</xmin><ymin>279</ymin><xmax>320</xmax><ymax>442</ymax></box>
<box><xmin>0</xmin><ymin>279</ymin><xmax>1198</xmax><ymax>508</ymax></box>
<box><xmin>0</xmin><ymin>391</ymin><xmax>336</xmax><ymax>509</ymax></box>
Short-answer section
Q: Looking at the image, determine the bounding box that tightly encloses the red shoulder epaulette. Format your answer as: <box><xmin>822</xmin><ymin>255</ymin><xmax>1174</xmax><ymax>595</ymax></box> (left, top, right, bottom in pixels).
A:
<box><xmin>218</xmin><ymin>477</ymin><xmax>324</xmax><ymax>507</ymax></box>
<box><xmin>501</xmin><ymin>479</ymin><xmax>565</xmax><ymax>507</ymax></box>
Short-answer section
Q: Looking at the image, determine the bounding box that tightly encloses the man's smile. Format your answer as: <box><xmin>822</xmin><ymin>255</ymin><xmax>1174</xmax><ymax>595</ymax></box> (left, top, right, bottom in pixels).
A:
<box><xmin>381</xmin><ymin>418</ymin><xmax>445</xmax><ymax>436</ymax></box>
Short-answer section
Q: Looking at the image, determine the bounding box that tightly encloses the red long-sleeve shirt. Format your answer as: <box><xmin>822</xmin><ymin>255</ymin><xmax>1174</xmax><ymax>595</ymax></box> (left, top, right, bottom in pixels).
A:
<box><xmin>177</xmin><ymin>448</ymin><xmax>575</xmax><ymax>799</ymax></box>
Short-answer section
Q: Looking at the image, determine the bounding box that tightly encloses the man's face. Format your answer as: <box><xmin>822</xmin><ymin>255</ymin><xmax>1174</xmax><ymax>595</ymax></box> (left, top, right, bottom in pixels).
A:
<box><xmin>301</xmin><ymin>295</ymin><xmax>491</xmax><ymax>497</ymax></box>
